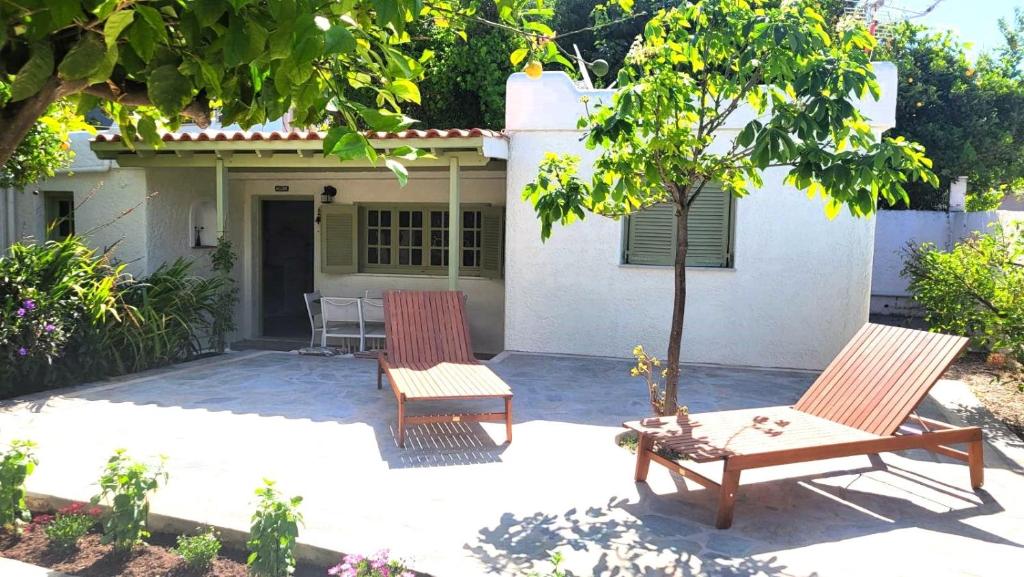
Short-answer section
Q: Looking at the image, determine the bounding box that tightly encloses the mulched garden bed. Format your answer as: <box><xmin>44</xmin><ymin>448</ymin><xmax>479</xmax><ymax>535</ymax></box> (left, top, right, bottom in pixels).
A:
<box><xmin>945</xmin><ymin>352</ymin><xmax>1024</xmax><ymax>440</ymax></box>
<box><xmin>0</xmin><ymin>512</ymin><xmax>330</xmax><ymax>577</ymax></box>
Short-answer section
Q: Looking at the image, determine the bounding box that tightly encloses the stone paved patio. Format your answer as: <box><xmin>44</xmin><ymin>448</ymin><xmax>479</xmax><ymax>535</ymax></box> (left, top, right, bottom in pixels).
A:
<box><xmin>0</xmin><ymin>351</ymin><xmax>1022</xmax><ymax>577</ymax></box>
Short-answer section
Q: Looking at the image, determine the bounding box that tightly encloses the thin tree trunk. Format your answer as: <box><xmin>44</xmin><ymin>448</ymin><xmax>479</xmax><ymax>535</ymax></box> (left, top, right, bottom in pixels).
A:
<box><xmin>661</xmin><ymin>198</ymin><xmax>689</xmax><ymax>416</ymax></box>
<box><xmin>0</xmin><ymin>77</ymin><xmax>61</xmax><ymax>169</ymax></box>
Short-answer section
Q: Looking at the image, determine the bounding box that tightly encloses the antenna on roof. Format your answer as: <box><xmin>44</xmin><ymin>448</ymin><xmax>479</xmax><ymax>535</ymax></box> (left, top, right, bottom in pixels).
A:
<box><xmin>574</xmin><ymin>44</ymin><xmax>594</xmax><ymax>90</ymax></box>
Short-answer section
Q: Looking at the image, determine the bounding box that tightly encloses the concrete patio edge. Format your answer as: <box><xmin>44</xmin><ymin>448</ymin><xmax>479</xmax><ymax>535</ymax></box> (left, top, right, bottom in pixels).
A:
<box><xmin>929</xmin><ymin>379</ymin><xmax>1024</xmax><ymax>472</ymax></box>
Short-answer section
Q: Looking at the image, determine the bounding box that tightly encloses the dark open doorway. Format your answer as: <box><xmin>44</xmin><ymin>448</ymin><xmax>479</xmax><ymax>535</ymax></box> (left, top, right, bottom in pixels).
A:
<box><xmin>261</xmin><ymin>199</ymin><xmax>314</xmax><ymax>337</ymax></box>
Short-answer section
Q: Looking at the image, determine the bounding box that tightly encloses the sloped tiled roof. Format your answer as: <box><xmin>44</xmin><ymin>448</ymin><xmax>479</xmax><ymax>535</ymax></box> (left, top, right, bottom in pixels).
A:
<box><xmin>92</xmin><ymin>128</ymin><xmax>503</xmax><ymax>143</ymax></box>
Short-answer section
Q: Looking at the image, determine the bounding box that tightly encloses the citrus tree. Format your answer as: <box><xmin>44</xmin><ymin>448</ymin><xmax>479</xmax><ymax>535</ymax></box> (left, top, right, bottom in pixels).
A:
<box><xmin>0</xmin><ymin>0</ymin><xmax>553</xmax><ymax>176</ymax></box>
<box><xmin>523</xmin><ymin>0</ymin><xmax>938</xmax><ymax>415</ymax></box>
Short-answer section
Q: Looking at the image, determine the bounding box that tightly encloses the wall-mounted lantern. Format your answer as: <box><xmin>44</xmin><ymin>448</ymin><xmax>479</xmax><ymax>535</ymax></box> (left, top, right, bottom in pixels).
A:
<box><xmin>321</xmin><ymin>185</ymin><xmax>337</xmax><ymax>204</ymax></box>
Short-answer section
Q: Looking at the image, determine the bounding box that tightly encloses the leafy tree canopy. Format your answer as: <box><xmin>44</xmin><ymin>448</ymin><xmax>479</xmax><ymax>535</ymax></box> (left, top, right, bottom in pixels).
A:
<box><xmin>874</xmin><ymin>12</ymin><xmax>1024</xmax><ymax>210</ymax></box>
<box><xmin>0</xmin><ymin>81</ymin><xmax>90</xmax><ymax>188</ymax></box>
<box><xmin>523</xmin><ymin>0</ymin><xmax>937</xmax><ymax>414</ymax></box>
<box><xmin>0</xmin><ymin>0</ymin><xmax>554</xmax><ymax>181</ymax></box>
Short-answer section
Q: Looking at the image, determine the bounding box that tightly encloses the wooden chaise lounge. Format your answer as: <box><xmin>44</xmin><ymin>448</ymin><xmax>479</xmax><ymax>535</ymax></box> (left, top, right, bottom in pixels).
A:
<box><xmin>624</xmin><ymin>323</ymin><xmax>983</xmax><ymax>529</ymax></box>
<box><xmin>377</xmin><ymin>290</ymin><xmax>513</xmax><ymax>448</ymax></box>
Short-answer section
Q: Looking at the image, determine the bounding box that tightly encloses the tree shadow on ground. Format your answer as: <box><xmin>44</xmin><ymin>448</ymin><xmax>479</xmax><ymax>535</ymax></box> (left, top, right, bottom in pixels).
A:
<box><xmin>466</xmin><ymin>461</ymin><xmax>1020</xmax><ymax>577</ymax></box>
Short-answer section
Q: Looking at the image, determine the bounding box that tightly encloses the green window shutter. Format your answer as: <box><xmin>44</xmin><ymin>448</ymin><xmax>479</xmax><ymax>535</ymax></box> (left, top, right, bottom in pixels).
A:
<box><xmin>480</xmin><ymin>206</ymin><xmax>504</xmax><ymax>279</ymax></box>
<box><xmin>320</xmin><ymin>204</ymin><xmax>358</xmax><ymax>274</ymax></box>
<box><xmin>625</xmin><ymin>203</ymin><xmax>676</xmax><ymax>266</ymax></box>
<box><xmin>623</xmin><ymin>185</ymin><xmax>732</xmax><ymax>267</ymax></box>
<box><xmin>685</xmin><ymin>184</ymin><xmax>732</xmax><ymax>267</ymax></box>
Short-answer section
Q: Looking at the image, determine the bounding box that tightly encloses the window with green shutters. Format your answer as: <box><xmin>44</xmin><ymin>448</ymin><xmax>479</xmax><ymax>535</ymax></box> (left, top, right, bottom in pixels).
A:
<box><xmin>319</xmin><ymin>203</ymin><xmax>504</xmax><ymax>278</ymax></box>
<box><xmin>622</xmin><ymin>185</ymin><xmax>734</xmax><ymax>267</ymax></box>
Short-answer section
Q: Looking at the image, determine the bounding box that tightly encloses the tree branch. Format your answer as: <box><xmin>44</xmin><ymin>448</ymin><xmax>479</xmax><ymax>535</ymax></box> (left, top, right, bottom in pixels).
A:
<box><xmin>78</xmin><ymin>83</ymin><xmax>212</xmax><ymax>128</ymax></box>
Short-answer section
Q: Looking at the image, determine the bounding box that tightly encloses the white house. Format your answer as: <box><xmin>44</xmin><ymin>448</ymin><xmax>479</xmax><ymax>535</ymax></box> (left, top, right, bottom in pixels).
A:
<box><xmin>0</xmin><ymin>66</ymin><xmax>901</xmax><ymax>370</ymax></box>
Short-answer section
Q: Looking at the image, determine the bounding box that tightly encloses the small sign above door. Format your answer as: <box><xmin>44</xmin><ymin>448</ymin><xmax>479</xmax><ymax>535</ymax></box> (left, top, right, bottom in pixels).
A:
<box><xmin>274</xmin><ymin>185</ymin><xmax>290</xmax><ymax>192</ymax></box>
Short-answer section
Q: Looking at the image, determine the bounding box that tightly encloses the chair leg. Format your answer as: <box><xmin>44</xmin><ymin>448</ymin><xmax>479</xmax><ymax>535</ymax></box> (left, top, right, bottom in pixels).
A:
<box><xmin>634</xmin><ymin>434</ymin><xmax>653</xmax><ymax>482</ymax></box>
<box><xmin>716</xmin><ymin>467</ymin><xmax>742</xmax><ymax>529</ymax></box>
<box><xmin>969</xmin><ymin>439</ymin><xmax>985</xmax><ymax>489</ymax></box>
<box><xmin>397</xmin><ymin>397</ymin><xmax>406</xmax><ymax>448</ymax></box>
<box><xmin>504</xmin><ymin>397</ymin><xmax>513</xmax><ymax>444</ymax></box>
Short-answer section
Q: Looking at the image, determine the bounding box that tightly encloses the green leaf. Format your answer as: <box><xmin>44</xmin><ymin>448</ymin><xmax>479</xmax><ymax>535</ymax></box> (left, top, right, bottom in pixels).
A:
<box><xmin>9</xmin><ymin>43</ymin><xmax>54</xmax><ymax>102</ymax></box>
<box><xmin>510</xmin><ymin>48</ymin><xmax>529</xmax><ymax>66</ymax></box>
<box><xmin>129</xmin><ymin>21</ymin><xmax>157</xmax><ymax>61</ymax></box>
<box><xmin>323</xmin><ymin>125</ymin><xmax>354</xmax><ymax>156</ymax></box>
<box><xmin>388</xmin><ymin>79</ymin><xmax>420</xmax><ymax>104</ymax></box>
<box><xmin>194</xmin><ymin>0</ymin><xmax>228</xmax><ymax>27</ymax></box>
<box><xmin>147</xmin><ymin>65</ymin><xmax>193</xmax><ymax>115</ymax></box>
<box><xmin>103</xmin><ymin>10</ymin><xmax>134</xmax><ymax>47</ymax></box>
<box><xmin>385</xmin><ymin>158</ymin><xmax>409</xmax><ymax>187</ymax></box>
<box><xmin>324</xmin><ymin>26</ymin><xmax>356</xmax><ymax>55</ymax></box>
<box><xmin>58</xmin><ymin>34</ymin><xmax>106</xmax><ymax>80</ymax></box>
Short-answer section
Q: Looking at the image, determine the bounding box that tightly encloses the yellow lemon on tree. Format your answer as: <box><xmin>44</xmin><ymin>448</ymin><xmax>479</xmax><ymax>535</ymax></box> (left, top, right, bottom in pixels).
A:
<box><xmin>524</xmin><ymin>60</ymin><xmax>543</xmax><ymax>79</ymax></box>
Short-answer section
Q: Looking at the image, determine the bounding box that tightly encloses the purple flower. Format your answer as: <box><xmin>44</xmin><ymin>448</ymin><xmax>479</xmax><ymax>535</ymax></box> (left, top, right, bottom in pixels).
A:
<box><xmin>44</xmin><ymin>323</ymin><xmax>56</xmax><ymax>333</ymax></box>
<box><xmin>16</xmin><ymin>308</ymin><xmax>26</xmax><ymax>317</ymax></box>
<box><xmin>23</xmin><ymin>299</ymin><xmax>35</xmax><ymax>310</ymax></box>
<box><xmin>17</xmin><ymin>347</ymin><xmax>28</xmax><ymax>357</ymax></box>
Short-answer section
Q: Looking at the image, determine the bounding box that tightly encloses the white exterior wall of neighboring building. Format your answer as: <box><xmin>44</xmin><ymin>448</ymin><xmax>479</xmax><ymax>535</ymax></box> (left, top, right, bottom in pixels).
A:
<box><xmin>502</xmin><ymin>68</ymin><xmax>898</xmax><ymax>370</ymax></box>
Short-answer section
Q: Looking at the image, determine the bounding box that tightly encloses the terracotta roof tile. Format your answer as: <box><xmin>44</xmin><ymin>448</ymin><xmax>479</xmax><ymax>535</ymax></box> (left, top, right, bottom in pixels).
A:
<box><xmin>92</xmin><ymin>128</ymin><xmax>503</xmax><ymax>143</ymax></box>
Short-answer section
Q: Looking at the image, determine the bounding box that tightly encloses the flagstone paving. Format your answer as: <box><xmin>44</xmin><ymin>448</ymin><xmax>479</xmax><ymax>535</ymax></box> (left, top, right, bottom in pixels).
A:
<box><xmin>0</xmin><ymin>351</ymin><xmax>1021</xmax><ymax>577</ymax></box>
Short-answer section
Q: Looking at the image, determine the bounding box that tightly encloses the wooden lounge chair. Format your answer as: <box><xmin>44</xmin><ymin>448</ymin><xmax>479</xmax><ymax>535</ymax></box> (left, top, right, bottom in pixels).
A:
<box><xmin>377</xmin><ymin>290</ymin><xmax>513</xmax><ymax>448</ymax></box>
<box><xmin>624</xmin><ymin>323</ymin><xmax>983</xmax><ymax>529</ymax></box>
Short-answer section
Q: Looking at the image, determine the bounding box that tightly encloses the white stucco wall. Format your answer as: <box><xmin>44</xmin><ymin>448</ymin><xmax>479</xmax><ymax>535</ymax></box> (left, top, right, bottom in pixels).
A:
<box><xmin>871</xmin><ymin>209</ymin><xmax>1024</xmax><ymax>315</ymax></box>
<box><xmin>145</xmin><ymin>168</ymin><xmax>218</xmax><ymax>278</ymax></box>
<box><xmin>231</xmin><ymin>169</ymin><xmax>507</xmax><ymax>353</ymax></box>
<box><xmin>10</xmin><ymin>133</ymin><xmax>150</xmax><ymax>276</ymax></box>
<box><xmin>503</xmin><ymin>69</ymin><xmax>897</xmax><ymax>370</ymax></box>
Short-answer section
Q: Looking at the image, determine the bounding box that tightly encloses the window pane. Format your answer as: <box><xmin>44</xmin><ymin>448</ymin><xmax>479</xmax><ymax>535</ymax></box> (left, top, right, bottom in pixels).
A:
<box><xmin>368</xmin><ymin>210</ymin><xmax>379</xmax><ymax>226</ymax></box>
<box><xmin>399</xmin><ymin>229</ymin><xmax>410</xmax><ymax>246</ymax></box>
<box><xmin>399</xmin><ymin>210</ymin><xmax>410</xmax><ymax>227</ymax></box>
<box><xmin>380</xmin><ymin>211</ymin><xmax>391</xmax><ymax>226</ymax></box>
<box><xmin>367</xmin><ymin>247</ymin><xmax>378</xmax><ymax>264</ymax></box>
<box><xmin>368</xmin><ymin>229</ymin><xmax>378</xmax><ymax>245</ymax></box>
<box><xmin>411</xmin><ymin>249</ymin><xmax>422</xmax><ymax>265</ymax></box>
<box><xmin>379</xmin><ymin>249</ymin><xmax>390</xmax><ymax>264</ymax></box>
<box><xmin>430</xmin><ymin>230</ymin><xmax>444</xmax><ymax>248</ymax></box>
<box><xmin>463</xmin><ymin>250</ymin><xmax>473</xmax><ymax>267</ymax></box>
<box><xmin>463</xmin><ymin>211</ymin><xmax>475</xmax><ymax>228</ymax></box>
<box><xmin>412</xmin><ymin>211</ymin><xmax>422</xmax><ymax>227</ymax></box>
<box><xmin>399</xmin><ymin>249</ymin><xmax>409</xmax><ymax>265</ymax></box>
<box><xmin>412</xmin><ymin>230</ymin><xmax>422</xmax><ymax>246</ymax></box>
<box><xmin>430</xmin><ymin>251</ymin><xmax>443</xmax><ymax>266</ymax></box>
<box><xmin>380</xmin><ymin>230</ymin><xmax>391</xmax><ymax>245</ymax></box>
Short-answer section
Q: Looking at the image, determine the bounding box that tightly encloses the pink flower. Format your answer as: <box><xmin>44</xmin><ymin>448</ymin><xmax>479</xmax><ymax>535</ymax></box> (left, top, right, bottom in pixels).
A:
<box><xmin>16</xmin><ymin>308</ymin><xmax>25</xmax><ymax>317</ymax></box>
<box><xmin>44</xmin><ymin>323</ymin><xmax>56</xmax><ymax>333</ymax></box>
<box><xmin>23</xmin><ymin>299</ymin><xmax>35</xmax><ymax>310</ymax></box>
<box><xmin>17</xmin><ymin>347</ymin><xmax>28</xmax><ymax>356</ymax></box>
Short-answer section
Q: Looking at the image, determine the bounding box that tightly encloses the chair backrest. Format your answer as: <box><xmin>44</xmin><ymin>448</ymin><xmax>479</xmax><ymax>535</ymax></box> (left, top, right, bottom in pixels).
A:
<box><xmin>383</xmin><ymin>290</ymin><xmax>476</xmax><ymax>365</ymax></box>
<box><xmin>361</xmin><ymin>297</ymin><xmax>385</xmax><ymax>324</ymax></box>
<box><xmin>321</xmin><ymin>297</ymin><xmax>361</xmax><ymax>324</ymax></box>
<box><xmin>794</xmin><ymin>323</ymin><xmax>969</xmax><ymax>436</ymax></box>
<box><xmin>303</xmin><ymin>291</ymin><xmax>321</xmax><ymax>325</ymax></box>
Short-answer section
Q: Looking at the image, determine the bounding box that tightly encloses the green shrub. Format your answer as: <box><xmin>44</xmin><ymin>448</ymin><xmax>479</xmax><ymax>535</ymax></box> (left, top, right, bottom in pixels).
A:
<box><xmin>0</xmin><ymin>440</ymin><xmax>37</xmax><ymax>533</ymax></box>
<box><xmin>91</xmin><ymin>450</ymin><xmax>168</xmax><ymax>553</ymax></box>
<box><xmin>903</xmin><ymin>222</ymin><xmax>1024</xmax><ymax>360</ymax></box>
<box><xmin>247</xmin><ymin>480</ymin><xmax>303</xmax><ymax>577</ymax></box>
<box><xmin>0</xmin><ymin>236</ymin><xmax>226</xmax><ymax>396</ymax></box>
<box><xmin>44</xmin><ymin>513</ymin><xmax>94</xmax><ymax>551</ymax></box>
<box><xmin>173</xmin><ymin>527</ymin><xmax>222</xmax><ymax>571</ymax></box>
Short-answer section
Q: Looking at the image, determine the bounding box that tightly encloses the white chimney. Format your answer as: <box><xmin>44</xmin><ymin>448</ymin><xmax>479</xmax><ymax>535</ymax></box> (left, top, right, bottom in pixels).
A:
<box><xmin>949</xmin><ymin>176</ymin><xmax>968</xmax><ymax>212</ymax></box>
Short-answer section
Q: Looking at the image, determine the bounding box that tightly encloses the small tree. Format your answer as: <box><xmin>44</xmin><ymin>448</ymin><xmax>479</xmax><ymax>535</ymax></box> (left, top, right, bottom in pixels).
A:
<box><xmin>524</xmin><ymin>0</ymin><xmax>937</xmax><ymax>415</ymax></box>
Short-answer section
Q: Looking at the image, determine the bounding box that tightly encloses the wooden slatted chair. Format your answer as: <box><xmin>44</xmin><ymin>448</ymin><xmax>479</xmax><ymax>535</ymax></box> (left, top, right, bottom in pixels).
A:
<box><xmin>377</xmin><ymin>290</ymin><xmax>513</xmax><ymax>448</ymax></box>
<box><xmin>624</xmin><ymin>323</ymin><xmax>983</xmax><ymax>529</ymax></box>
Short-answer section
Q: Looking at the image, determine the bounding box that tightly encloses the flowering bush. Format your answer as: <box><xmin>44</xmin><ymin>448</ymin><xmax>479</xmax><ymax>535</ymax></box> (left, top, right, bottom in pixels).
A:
<box><xmin>328</xmin><ymin>550</ymin><xmax>414</xmax><ymax>577</ymax></box>
<box><xmin>44</xmin><ymin>513</ymin><xmax>95</xmax><ymax>551</ymax></box>
<box><xmin>0</xmin><ymin>236</ymin><xmax>227</xmax><ymax>396</ymax></box>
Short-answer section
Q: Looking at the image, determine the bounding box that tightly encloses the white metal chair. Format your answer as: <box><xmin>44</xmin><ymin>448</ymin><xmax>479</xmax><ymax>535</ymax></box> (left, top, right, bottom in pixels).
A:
<box><xmin>360</xmin><ymin>297</ymin><xmax>386</xmax><ymax>350</ymax></box>
<box><xmin>321</xmin><ymin>297</ymin><xmax>363</xmax><ymax>351</ymax></box>
<box><xmin>303</xmin><ymin>291</ymin><xmax>323</xmax><ymax>348</ymax></box>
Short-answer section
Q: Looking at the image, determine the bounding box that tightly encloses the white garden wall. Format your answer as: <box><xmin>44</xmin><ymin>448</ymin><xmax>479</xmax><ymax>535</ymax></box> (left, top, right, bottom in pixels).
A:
<box><xmin>502</xmin><ymin>69</ymin><xmax>897</xmax><ymax>370</ymax></box>
<box><xmin>871</xmin><ymin>209</ymin><xmax>1024</xmax><ymax>316</ymax></box>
